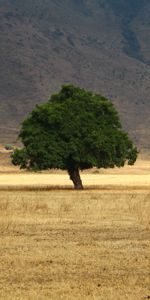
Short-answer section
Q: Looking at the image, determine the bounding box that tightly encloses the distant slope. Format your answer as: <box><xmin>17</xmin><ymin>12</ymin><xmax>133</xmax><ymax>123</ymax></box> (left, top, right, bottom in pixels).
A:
<box><xmin>0</xmin><ymin>0</ymin><xmax>150</xmax><ymax>152</ymax></box>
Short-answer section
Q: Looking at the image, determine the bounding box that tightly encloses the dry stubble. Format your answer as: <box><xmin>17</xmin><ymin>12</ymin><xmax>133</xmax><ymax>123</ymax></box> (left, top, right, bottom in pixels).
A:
<box><xmin>0</xmin><ymin>190</ymin><xmax>149</xmax><ymax>300</ymax></box>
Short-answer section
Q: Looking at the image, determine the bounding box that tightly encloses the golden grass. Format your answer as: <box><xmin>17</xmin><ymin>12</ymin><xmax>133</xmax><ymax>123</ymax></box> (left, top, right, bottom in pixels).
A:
<box><xmin>0</xmin><ymin>189</ymin><xmax>149</xmax><ymax>299</ymax></box>
<box><xmin>0</xmin><ymin>173</ymin><xmax>150</xmax><ymax>190</ymax></box>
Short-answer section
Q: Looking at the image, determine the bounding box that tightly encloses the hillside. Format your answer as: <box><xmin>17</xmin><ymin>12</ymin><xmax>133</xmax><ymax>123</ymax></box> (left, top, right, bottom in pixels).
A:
<box><xmin>0</xmin><ymin>0</ymin><xmax>150</xmax><ymax>152</ymax></box>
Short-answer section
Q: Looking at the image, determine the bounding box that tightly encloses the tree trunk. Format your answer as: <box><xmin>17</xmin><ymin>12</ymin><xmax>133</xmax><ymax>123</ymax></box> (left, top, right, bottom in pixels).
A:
<box><xmin>68</xmin><ymin>168</ymin><xmax>84</xmax><ymax>190</ymax></box>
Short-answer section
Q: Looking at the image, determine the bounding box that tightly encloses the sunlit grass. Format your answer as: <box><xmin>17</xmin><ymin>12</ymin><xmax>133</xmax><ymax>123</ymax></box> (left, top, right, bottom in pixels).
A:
<box><xmin>0</xmin><ymin>189</ymin><xmax>149</xmax><ymax>299</ymax></box>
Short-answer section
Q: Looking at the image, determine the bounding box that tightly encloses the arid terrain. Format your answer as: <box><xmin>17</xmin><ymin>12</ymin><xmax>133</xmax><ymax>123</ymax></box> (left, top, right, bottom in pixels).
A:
<box><xmin>0</xmin><ymin>0</ymin><xmax>150</xmax><ymax>150</ymax></box>
<box><xmin>0</xmin><ymin>152</ymin><xmax>150</xmax><ymax>299</ymax></box>
<box><xmin>0</xmin><ymin>1</ymin><xmax>149</xmax><ymax>297</ymax></box>
<box><xmin>0</xmin><ymin>190</ymin><xmax>149</xmax><ymax>300</ymax></box>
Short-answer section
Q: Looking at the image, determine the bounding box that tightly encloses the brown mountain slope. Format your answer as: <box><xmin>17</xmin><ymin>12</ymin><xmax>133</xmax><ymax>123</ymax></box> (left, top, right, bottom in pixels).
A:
<box><xmin>0</xmin><ymin>0</ymin><xmax>150</xmax><ymax>152</ymax></box>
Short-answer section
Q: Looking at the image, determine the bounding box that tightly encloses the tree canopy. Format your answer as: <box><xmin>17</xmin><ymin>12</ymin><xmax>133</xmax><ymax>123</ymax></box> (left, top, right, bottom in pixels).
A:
<box><xmin>12</xmin><ymin>85</ymin><xmax>138</xmax><ymax>189</ymax></box>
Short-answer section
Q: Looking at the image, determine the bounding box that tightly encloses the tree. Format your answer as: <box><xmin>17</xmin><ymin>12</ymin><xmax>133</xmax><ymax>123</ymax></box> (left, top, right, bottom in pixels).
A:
<box><xmin>12</xmin><ymin>85</ymin><xmax>138</xmax><ymax>189</ymax></box>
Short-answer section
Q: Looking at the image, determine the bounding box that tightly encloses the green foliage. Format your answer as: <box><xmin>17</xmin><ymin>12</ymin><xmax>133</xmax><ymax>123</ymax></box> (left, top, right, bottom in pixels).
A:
<box><xmin>5</xmin><ymin>144</ymin><xmax>13</xmax><ymax>150</ymax></box>
<box><xmin>12</xmin><ymin>85</ymin><xmax>138</xmax><ymax>172</ymax></box>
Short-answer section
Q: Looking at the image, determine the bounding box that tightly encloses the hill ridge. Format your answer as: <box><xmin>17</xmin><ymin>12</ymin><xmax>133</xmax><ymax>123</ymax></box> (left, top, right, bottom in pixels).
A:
<box><xmin>0</xmin><ymin>0</ymin><xmax>150</xmax><ymax>151</ymax></box>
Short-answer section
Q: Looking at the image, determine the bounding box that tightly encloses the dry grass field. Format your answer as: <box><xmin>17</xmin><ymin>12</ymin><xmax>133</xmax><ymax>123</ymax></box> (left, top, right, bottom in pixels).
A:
<box><xmin>0</xmin><ymin>189</ymin><xmax>150</xmax><ymax>300</ymax></box>
<box><xmin>0</xmin><ymin>154</ymin><xmax>150</xmax><ymax>299</ymax></box>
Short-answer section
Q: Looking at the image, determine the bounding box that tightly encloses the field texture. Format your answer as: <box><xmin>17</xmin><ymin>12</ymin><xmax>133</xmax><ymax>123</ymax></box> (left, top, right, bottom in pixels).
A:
<box><xmin>0</xmin><ymin>189</ymin><xmax>149</xmax><ymax>300</ymax></box>
<box><xmin>0</xmin><ymin>173</ymin><xmax>150</xmax><ymax>191</ymax></box>
<box><xmin>0</xmin><ymin>156</ymin><xmax>150</xmax><ymax>299</ymax></box>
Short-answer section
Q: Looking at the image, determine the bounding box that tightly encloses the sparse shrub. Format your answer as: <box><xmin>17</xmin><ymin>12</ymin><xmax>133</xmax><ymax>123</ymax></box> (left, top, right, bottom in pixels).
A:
<box><xmin>4</xmin><ymin>144</ymin><xmax>13</xmax><ymax>151</ymax></box>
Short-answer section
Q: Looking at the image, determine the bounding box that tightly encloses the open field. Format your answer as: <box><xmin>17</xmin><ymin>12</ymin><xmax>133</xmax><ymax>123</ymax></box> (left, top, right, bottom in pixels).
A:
<box><xmin>0</xmin><ymin>173</ymin><xmax>150</xmax><ymax>191</ymax></box>
<box><xmin>0</xmin><ymin>156</ymin><xmax>149</xmax><ymax>299</ymax></box>
<box><xmin>0</xmin><ymin>189</ymin><xmax>150</xmax><ymax>300</ymax></box>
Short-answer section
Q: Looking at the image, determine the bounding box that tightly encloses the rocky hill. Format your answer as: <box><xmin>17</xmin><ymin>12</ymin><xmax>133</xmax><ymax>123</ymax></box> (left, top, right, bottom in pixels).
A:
<box><xmin>0</xmin><ymin>0</ymin><xmax>150</xmax><ymax>152</ymax></box>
